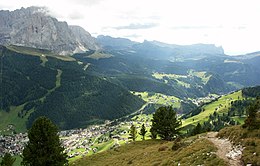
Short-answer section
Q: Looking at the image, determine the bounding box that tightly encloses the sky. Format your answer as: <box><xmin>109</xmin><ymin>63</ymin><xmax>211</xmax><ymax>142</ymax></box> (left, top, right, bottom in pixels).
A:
<box><xmin>1</xmin><ymin>0</ymin><xmax>260</xmax><ymax>55</ymax></box>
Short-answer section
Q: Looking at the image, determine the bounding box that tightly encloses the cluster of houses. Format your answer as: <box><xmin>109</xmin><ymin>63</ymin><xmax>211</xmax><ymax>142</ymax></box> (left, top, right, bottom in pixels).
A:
<box><xmin>0</xmin><ymin>133</ymin><xmax>28</xmax><ymax>157</ymax></box>
<box><xmin>0</xmin><ymin>115</ymin><xmax>151</xmax><ymax>159</ymax></box>
<box><xmin>191</xmin><ymin>95</ymin><xmax>219</xmax><ymax>106</ymax></box>
<box><xmin>0</xmin><ymin>123</ymin><xmax>122</xmax><ymax>158</ymax></box>
<box><xmin>60</xmin><ymin>122</ymin><xmax>130</xmax><ymax>158</ymax></box>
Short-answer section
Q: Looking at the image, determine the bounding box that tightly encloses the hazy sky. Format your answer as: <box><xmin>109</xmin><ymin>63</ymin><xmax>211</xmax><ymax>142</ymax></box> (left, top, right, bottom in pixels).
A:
<box><xmin>1</xmin><ymin>0</ymin><xmax>260</xmax><ymax>55</ymax></box>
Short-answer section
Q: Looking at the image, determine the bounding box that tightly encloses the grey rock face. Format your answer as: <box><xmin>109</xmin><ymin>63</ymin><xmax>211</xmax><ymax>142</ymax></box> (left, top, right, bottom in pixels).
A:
<box><xmin>0</xmin><ymin>6</ymin><xmax>99</xmax><ymax>55</ymax></box>
<box><xmin>69</xmin><ymin>25</ymin><xmax>100</xmax><ymax>51</ymax></box>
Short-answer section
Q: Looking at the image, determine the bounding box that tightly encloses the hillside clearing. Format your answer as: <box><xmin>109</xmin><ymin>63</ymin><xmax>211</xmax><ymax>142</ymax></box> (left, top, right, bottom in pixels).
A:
<box><xmin>7</xmin><ymin>45</ymin><xmax>75</xmax><ymax>61</ymax></box>
<box><xmin>87</xmin><ymin>52</ymin><xmax>113</xmax><ymax>60</ymax></box>
<box><xmin>132</xmin><ymin>91</ymin><xmax>181</xmax><ymax>109</ymax></box>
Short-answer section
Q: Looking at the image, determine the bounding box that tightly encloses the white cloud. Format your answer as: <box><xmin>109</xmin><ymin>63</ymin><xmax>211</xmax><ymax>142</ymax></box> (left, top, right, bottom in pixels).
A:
<box><xmin>1</xmin><ymin>0</ymin><xmax>260</xmax><ymax>54</ymax></box>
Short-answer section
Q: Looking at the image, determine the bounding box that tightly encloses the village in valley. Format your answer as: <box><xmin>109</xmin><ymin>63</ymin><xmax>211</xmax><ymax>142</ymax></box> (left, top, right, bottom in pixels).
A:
<box><xmin>0</xmin><ymin>93</ymin><xmax>220</xmax><ymax>161</ymax></box>
<box><xmin>0</xmin><ymin>115</ymin><xmax>152</xmax><ymax>160</ymax></box>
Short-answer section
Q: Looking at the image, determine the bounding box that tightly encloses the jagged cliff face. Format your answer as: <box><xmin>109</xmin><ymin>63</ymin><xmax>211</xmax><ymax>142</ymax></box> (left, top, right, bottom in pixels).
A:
<box><xmin>0</xmin><ymin>7</ymin><xmax>99</xmax><ymax>55</ymax></box>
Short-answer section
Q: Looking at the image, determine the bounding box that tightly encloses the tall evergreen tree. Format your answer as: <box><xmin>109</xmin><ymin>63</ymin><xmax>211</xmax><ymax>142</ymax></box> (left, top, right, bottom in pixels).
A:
<box><xmin>22</xmin><ymin>117</ymin><xmax>68</xmax><ymax>166</ymax></box>
<box><xmin>139</xmin><ymin>124</ymin><xmax>147</xmax><ymax>140</ymax></box>
<box><xmin>150</xmin><ymin>127</ymin><xmax>157</xmax><ymax>139</ymax></box>
<box><xmin>151</xmin><ymin>106</ymin><xmax>181</xmax><ymax>140</ymax></box>
<box><xmin>191</xmin><ymin>123</ymin><xmax>202</xmax><ymax>136</ymax></box>
<box><xmin>129</xmin><ymin>124</ymin><xmax>137</xmax><ymax>141</ymax></box>
<box><xmin>0</xmin><ymin>153</ymin><xmax>15</xmax><ymax>166</ymax></box>
<box><xmin>243</xmin><ymin>100</ymin><xmax>260</xmax><ymax>130</ymax></box>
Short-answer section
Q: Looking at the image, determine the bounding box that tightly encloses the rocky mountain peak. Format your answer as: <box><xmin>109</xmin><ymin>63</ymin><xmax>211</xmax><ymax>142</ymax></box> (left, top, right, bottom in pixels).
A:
<box><xmin>0</xmin><ymin>6</ymin><xmax>99</xmax><ymax>55</ymax></box>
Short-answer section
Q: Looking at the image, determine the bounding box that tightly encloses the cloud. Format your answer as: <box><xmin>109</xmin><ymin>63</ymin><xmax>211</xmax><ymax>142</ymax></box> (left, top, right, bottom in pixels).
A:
<box><xmin>0</xmin><ymin>4</ymin><xmax>8</xmax><ymax>9</ymax></box>
<box><xmin>114</xmin><ymin>23</ymin><xmax>159</xmax><ymax>30</ymax></box>
<box><xmin>236</xmin><ymin>26</ymin><xmax>246</xmax><ymax>30</ymax></box>
<box><xmin>68</xmin><ymin>0</ymin><xmax>105</xmax><ymax>6</ymax></box>
<box><xmin>171</xmin><ymin>26</ymin><xmax>223</xmax><ymax>30</ymax></box>
<box><xmin>68</xmin><ymin>11</ymin><xmax>85</xmax><ymax>20</ymax></box>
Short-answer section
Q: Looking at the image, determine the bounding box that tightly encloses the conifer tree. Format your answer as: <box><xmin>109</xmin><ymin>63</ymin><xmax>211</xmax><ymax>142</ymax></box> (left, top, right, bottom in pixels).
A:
<box><xmin>151</xmin><ymin>106</ymin><xmax>181</xmax><ymax>140</ymax></box>
<box><xmin>22</xmin><ymin>117</ymin><xmax>68</xmax><ymax>166</ymax></box>
<box><xmin>0</xmin><ymin>153</ymin><xmax>15</xmax><ymax>166</ymax></box>
<box><xmin>191</xmin><ymin>123</ymin><xmax>202</xmax><ymax>136</ymax></box>
<box><xmin>129</xmin><ymin>124</ymin><xmax>137</xmax><ymax>141</ymax></box>
<box><xmin>150</xmin><ymin>127</ymin><xmax>157</xmax><ymax>139</ymax></box>
<box><xmin>139</xmin><ymin>124</ymin><xmax>147</xmax><ymax>140</ymax></box>
<box><xmin>243</xmin><ymin>100</ymin><xmax>260</xmax><ymax>130</ymax></box>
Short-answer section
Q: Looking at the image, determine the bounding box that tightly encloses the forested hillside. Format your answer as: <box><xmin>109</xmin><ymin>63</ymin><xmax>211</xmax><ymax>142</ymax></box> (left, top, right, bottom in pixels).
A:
<box><xmin>0</xmin><ymin>45</ymin><xmax>144</xmax><ymax>131</ymax></box>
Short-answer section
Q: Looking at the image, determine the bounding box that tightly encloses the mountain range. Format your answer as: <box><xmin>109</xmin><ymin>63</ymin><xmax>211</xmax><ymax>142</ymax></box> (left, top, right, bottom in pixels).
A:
<box><xmin>0</xmin><ymin>6</ymin><xmax>260</xmax><ymax>132</ymax></box>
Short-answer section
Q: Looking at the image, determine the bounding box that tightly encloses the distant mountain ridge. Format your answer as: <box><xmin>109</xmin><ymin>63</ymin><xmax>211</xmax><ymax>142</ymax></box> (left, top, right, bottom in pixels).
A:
<box><xmin>97</xmin><ymin>35</ymin><xmax>138</xmax><ymax>49</ymax></box>
<box><xmin>97</xmin><ymin>35</ymin><xmax>225</xmax><ymax>60</ymax></box>
<box><xmin>150</xmin><ymin>40</ymin><xmax>224</xmax><ymax>55</ymax></box>
<box><xmin>0</xmin><ymin>6</ymin><xmax>99</xmax><ymax>55</ymax></box>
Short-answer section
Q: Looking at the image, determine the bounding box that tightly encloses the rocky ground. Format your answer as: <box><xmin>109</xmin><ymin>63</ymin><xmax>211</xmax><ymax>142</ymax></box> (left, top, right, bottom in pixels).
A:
<box><xmin>206</xmin><ymin>132</ymin><xmax>243</xmax><ymax>166</ymax></box>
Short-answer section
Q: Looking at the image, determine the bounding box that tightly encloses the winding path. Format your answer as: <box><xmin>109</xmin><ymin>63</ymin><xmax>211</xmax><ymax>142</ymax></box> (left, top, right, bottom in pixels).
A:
<box><xmin>206</xmin><ymin>132</ymin><xmax>243</xmax><ymax>166</ymax></box>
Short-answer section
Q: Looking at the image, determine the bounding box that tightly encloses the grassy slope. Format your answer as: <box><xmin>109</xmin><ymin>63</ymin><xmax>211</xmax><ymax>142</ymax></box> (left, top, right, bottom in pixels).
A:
<box><xmin>87</xmin><ymin>52</ymin><xmax>113</xmax><ymax>60</ymax></box>
<box><xmin>181</xmin><ymin>90</ymin><xmax>243</xmax><ymax>128</ymax></box>
<box><xmin>152</xmin><ymin>72</ymin><xmax>191</xmax><ymax>88</ymax></box>
<box><xmin>132</xmin><ymin>91</ymin><xmax>181</xmax><ymax>109</ymax></box>
<box><xmin>7</xmin><ymin>45</ymin><xmax>75</xmax><ymax>61</ymax></box>
<box><xmin>71</xmin><ymin>136</ymin><xmax>226</xmax><ymax>166</ymax></box>
<box><xmin>0</xmin><ymin>104</ymin><xmax>27</xmax><ymax>133</ymax></box>
<box><xmin>39</xmin><ymin>69</ymin><xmax>62</xmax><ymax>103</ymax></box>
<box><xmin>0</xmin><ymin>155</ymin><xmax>22</xmax><ymax>166</ymax></box>
<box><xmin>152</xmin><ymin>70</ymin><xmax>211</xmax><ymax>87</ymax></box>
<box><xmin>13</xmin><ymin>156</ymin><xmax>22</xmax><ymax>166</ymax></box>
<box><xmin>188</xmin><ymin>70</ymin><xmax>211</xmax><ymax>84</ymax></box>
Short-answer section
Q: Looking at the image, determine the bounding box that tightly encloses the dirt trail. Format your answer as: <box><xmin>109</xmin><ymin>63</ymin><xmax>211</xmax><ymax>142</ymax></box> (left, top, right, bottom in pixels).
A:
<box><xmin>206</xmin><ymin>132</ymin><xmax>243</xmax><ymax>166</ymax></box>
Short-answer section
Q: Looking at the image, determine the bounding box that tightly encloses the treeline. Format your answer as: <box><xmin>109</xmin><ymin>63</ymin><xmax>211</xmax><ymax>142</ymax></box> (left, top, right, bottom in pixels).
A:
<box><xmin>242</xmin><ymin>86</ymin><xmax>260</xmax><ymax>98</ymax></box>
<box><xmin>228</xmin><ymin>99</ymin><xmax>254</xmax><ymax>117</ymax></box>
<box><xmin>187</xmin><ymin>111</ymin><xmax>238</xmax><ymax>136</ymax></box>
